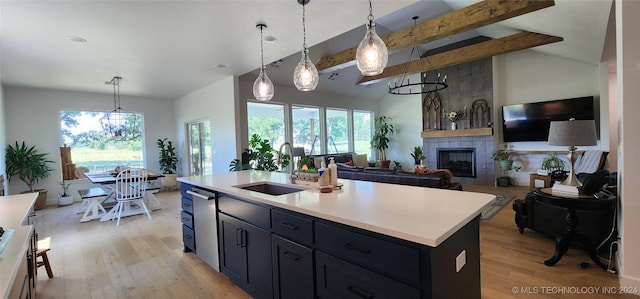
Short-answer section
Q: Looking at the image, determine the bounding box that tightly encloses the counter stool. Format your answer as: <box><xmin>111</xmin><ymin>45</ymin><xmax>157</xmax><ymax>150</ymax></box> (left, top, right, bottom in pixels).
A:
<box><xmin>36</xmin><ymin>248</ymin><xmax>54</xmax><ymax>278</ymax></box>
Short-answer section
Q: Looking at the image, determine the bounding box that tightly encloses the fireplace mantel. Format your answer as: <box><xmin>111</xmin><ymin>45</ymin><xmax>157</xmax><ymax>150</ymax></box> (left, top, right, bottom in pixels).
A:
<box><xmin>421</xmin><ymin>128</ymin><xmax>493</xmax><ymax>138</ymax></box>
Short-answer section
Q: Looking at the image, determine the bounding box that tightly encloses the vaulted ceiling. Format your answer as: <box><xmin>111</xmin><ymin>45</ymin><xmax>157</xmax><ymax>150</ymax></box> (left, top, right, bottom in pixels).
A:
<box><xmin>0</xmin><ymin>0</ymin><xmax>612</xmax><ymax>100</ymax></box>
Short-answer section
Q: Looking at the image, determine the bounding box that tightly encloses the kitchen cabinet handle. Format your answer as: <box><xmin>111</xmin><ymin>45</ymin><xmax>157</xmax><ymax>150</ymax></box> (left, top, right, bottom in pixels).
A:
<box><xmin>347</xmin><ymin>285</ymin><xmax>374</xmax><ymax>299</ymax></box>
<box><xmin>184</xmin><ymin>235</ymin><xmax>193</xmax><ymax>239</ymax></box>
<box><xmin>241</xmin><ymin>230</ymin><xmax>248</xmax><ymax>248</ymax></box>
<box><xmin>186</xmin><ymin>190</ymin><xmax>214</xmax><ymax>200</ymax></box>
<box><xmin>280</xmin><ymin>222</ymin><xmax>299</xmax><ymax>230</ymax></box>
<box><xmin>236</xmin><ymin>228</ymin><xmax>242</xmax><ymax>246</ymax></box>
<box><xmin>282</xmin><ymin>251</ymin><xmax>301</xmax><ymax>261</ymax></box>
<box><xmin>183</xmin><ymin>203</ymin><xmax>192</xmax><ymax>208</ymax></box>
<box><xmin>181</xmin><ymin>217</ymin><xmax>190</xmax><ymax>222</ymax></box>
<box><xmin>344</xmin><ymin>243</ymin><xmax>371</xmax><ymax>254</ymax></box>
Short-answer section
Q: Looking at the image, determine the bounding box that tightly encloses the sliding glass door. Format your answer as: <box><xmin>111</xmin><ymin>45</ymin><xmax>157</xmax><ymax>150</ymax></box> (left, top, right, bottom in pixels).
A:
<box><xmin>187</xmin><ymin>120</ymin><xmax>212</xmax><ymax>176</ymax></box>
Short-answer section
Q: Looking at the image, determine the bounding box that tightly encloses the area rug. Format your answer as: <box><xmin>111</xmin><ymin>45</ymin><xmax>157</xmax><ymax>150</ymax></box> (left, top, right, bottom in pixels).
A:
<box><xmin>481</xmin><ymin>194</ymin><xmax>516</xmax><ymax>221</ymax></box>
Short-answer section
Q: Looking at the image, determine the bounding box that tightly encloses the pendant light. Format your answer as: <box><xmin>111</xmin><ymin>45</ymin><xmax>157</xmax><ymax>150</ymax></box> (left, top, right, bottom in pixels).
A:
<box><xmin>356</xmin><ymin>0</ymin><xmax>388</xmax><ymax>76</ymax></box>
<box><xmin>101</xmin><ymin>76</ymin><xmax>137</xmax><ymax>140</ymax></box>
<box><xmin>253</xmin><ymin>23</ymin><xmax>274</xmax><ymax>101</ymax></box>
<box><xmin>293</xmin><ymin>0</ymin><xmax>318</xmax><ymax>91</ymax></box>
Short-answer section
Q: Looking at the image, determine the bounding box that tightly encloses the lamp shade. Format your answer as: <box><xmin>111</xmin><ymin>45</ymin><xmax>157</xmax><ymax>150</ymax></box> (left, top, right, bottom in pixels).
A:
<box><xmin>548</xmin><ymin>119</ymin><xmax>597</xmax><ymax>146</ymax></box>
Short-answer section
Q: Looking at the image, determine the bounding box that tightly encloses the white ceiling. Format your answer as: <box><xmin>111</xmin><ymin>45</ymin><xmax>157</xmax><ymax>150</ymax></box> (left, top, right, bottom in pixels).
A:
<box><xmin>0</xmin><ymin>0</ymin><xmax>613</xmax><ymax>101</ymax></box>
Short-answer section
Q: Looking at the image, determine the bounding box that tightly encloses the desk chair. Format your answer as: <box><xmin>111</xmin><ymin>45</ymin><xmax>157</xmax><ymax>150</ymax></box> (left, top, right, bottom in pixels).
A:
<box><xmin>112</xmin><ymin>168</ymin><xmax>151</xmax><ymax>226</ymax></box>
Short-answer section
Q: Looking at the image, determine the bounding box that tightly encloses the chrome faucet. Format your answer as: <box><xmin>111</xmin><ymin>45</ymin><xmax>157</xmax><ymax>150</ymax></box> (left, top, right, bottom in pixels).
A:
<box><xmin>277</xmin><ymin>142</ymin><xmax>297</xmax><ymax>183</ymax></box>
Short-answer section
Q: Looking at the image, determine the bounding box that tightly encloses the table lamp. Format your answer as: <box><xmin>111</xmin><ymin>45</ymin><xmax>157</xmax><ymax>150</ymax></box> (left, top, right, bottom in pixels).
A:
<box><xmin>547</xmin><ymin>118</ymin><xmax>597</xmax><ymax>186</ymax></box>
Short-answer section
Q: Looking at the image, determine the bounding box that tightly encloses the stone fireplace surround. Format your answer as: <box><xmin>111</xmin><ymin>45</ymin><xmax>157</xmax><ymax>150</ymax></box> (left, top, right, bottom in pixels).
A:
<box><xmin>424</xmin><ymin>135</ymin><xmax>495</xmax><ymax>186</ymax></box>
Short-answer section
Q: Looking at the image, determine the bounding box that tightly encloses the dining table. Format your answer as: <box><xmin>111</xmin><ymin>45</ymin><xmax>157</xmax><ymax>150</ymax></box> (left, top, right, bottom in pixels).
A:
<box><xmin>81</xmin><ymin>171</ymin><xmax>164</xmax><ymax>222</ymax></box>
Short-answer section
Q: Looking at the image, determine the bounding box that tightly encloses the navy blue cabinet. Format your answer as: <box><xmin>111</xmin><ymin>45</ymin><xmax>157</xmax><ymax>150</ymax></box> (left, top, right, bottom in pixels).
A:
<box><xmin>180</xmin><ymin>184</ymin><xmax>195</xmax><ymax>253</ymax></box>
<box><xmin>272</xmin><ymin>234</ymin><xmax>315</xmax><ymax>299</ymax></box>
<box><xmin>219</xmin><ymin>197</ymin><xmax>273</xmax><ymax>299</ymax></box>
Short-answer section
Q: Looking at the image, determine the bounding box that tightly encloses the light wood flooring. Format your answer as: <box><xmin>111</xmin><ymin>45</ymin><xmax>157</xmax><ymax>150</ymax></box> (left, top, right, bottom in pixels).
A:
<box><xmin>33</xmin><ymin>186</ymin><xmax>632</xmax><ymax>299</ymax></box>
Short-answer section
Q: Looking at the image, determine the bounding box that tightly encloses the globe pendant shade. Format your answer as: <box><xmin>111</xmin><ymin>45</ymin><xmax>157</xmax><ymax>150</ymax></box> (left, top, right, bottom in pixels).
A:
<box><xmin>253</xmin><ymin>69</ymin><xmax>274</xmax><ymax>101</ymax></box>
<box><xmin>293</xmin><ymin>50</ymin><xmax>318</xmax><ymax>91</ymax></box>
<box><xmin>356</xmin><ymin>23</ymin><xmax>388</xmax><ymax>76</ymax></box>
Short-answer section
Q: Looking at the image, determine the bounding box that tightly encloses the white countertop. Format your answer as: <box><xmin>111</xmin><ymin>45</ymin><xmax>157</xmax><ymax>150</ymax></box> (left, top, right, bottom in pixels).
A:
<box><xmin>0</xmin><ymin>193</ymin><xmax>37</xmax><ymax>299</ymax></box>
<box><xmin>178</xmin><ymin>171</ymin><xmax>495</xmax><ymax>247</ymax></box>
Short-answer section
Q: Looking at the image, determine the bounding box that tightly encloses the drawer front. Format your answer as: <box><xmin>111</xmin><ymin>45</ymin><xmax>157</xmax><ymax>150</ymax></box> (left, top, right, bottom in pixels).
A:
<box><xmin>272</xmin><ymin>209</ymin><xmax>313</xmax><ymax>245</ymax></box>
<box><xmin>315</xmin><ymin>222</ymin><xmax>420</xmax><ymax>284</ymax></box>
<box><xmin>182</xmin><ymin>225</ymin><xmax>196</xmax><ymax>252</ymax></box>
<box><xmin>316</xmin><ymin>251</ymin><xmax>420</xmax><ymax>299</ymax></box>
<box><xmin>181</xmin><ymin>184</ymin><xmax>193</xmax><ymax>199</ymax></box>
<box><xmin>181</xmin><ymin>211</ymin><xmax>194</xmax><ymax>229</ymax></box>
<box><xmin>218</xmin><ymin>196</ymin><xmax>270</xmax><ymax>229</ymax></box>
<box><xmin>181</xmin><ymin>197</ymin><xmax>193</xmax><ymax>214</ymax></box>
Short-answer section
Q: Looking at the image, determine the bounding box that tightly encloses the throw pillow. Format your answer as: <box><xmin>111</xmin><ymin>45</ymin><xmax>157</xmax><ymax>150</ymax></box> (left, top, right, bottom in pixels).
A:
<box><xmin>352</xmin><ymin>154</ymin><xmax>368</xmax><ymax>168</ymax></box>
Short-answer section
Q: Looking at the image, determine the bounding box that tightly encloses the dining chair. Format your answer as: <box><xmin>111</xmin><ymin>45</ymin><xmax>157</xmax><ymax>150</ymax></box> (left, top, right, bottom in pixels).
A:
<box><xmin>112</xmin><ymin>168</ymin><xmax>151</xmax><ymax>226</ymax></box>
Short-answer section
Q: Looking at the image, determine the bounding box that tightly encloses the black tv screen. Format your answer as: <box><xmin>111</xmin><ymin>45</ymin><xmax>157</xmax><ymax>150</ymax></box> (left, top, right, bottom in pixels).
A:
<box><xmin>502</xmin><ymin>96</ymin><xmax>595</xmax><ymax>142</ymax></box>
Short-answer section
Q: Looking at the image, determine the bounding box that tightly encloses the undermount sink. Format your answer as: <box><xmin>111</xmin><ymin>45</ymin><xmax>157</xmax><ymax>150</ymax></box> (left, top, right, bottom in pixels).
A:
<box><xmin>234</xmin><ymin>182</ymin><xmax>306</xmax><ymax>196</ymax></box>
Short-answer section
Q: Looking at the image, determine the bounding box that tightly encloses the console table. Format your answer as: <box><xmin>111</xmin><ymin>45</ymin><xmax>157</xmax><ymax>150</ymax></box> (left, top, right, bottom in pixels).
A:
<box><xmin>534</xmin><ymin>188</ymin><xmax>615</xmax><ymax>269</ymax></box>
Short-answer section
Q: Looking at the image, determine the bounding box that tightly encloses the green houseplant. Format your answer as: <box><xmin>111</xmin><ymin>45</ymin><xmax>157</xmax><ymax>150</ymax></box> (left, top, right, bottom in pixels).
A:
<box><xmin>229</xmin><ymin>134</ymin><xmax>290</xmax><ymax>172</ymax></box>
<box><xmin>370</xmin><ymin>116</ymin><xmax>395</xmax><ymax>168</ymax></box>
<box><xmin>491</xmin><ymin>148</ymin><xmax>514</xmax><ymax>171</ymax></box>
<box><xmin>410</xmin><ymin>146</ymin><xmax>425</xmax><ymax>165</ymax></box>
<box><xmin>541</xmin><ymin>152</ymin><xmax>567</xmax><ymax>181</ymax></box>
<box><xmin>157</xmin><ymin>138</ymin><xmax>179</xmax><ymax>188</ymax></box>
<box><xmin>58</xmin><ymin>180</ymin><xmax>74</xmax><ymax>206</ymax></box>
<box><xmin>5</xmin><ymin>141</ymin><xmax>54</xmax><ymax>209</ymax></box>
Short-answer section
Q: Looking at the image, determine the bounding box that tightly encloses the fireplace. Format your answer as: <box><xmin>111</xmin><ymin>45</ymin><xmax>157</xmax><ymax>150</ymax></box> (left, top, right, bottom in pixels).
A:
<box><xmin>437</xmin><ymin>148</ymin><xmax>476</xmax><ymax>178</ymax></box>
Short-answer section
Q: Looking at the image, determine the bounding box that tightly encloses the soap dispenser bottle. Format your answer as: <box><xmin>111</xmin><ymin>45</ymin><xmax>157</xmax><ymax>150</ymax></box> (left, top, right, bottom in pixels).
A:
<box><xmin>328</xmin><ymin>157</ymin><xmax>338</xmax><ymax>186</ymax></box>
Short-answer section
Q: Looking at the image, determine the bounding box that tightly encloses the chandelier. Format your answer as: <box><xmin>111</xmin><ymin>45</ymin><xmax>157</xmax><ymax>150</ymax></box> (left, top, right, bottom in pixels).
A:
<box><xmin>101</xmin><ymin>76</ymin><xmax>137</xmax><ymax>140</ymax></box>
<box><xmin>388</xmin><ymin>16</ymin><xmax>447</xmax><ymax>95</ymax></box>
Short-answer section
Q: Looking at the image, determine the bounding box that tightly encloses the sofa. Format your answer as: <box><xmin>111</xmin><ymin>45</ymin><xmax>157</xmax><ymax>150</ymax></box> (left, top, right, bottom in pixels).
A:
<box><xmin>306</xmin><ymin>152</ymin><xmax>462</xmax><ymax>190</ymax></box>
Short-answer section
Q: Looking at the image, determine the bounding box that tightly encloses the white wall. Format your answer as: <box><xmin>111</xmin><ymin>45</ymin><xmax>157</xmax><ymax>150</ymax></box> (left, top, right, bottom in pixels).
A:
<box><xmin>0</xmin><ymin>83</ymin><xmax>6</xmax><ymax>193</ymax></box>
<box><xmin>617</xmin><ymin>0</ymin><xmax>640</xmax><ymax>289</ymax></box>
<box><xmin>378</xmin><ymin>73</ymin><xmax>423</xmax><ymax>170</ymax></box>
<box><xmin>3</xmin><ymin>86</ymin><xmax>175</xmax><ymax>204</ymax></box>
<box><xmin>174</xmin><ymin>76</ymin><xmax>240</xmax><ymax>175</ymax></box>
<box><xmin>492</xmin><ymin>50</ymin><xmax>603</xmax><ymax>184</ymax></box>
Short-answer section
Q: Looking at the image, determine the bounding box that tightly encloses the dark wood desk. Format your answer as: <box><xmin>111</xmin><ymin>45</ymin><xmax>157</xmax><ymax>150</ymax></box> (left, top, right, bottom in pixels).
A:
<box><xmin>534</xmin><ymin>188</ymin><xmax>615</xmax><ymax>269</ymax></box>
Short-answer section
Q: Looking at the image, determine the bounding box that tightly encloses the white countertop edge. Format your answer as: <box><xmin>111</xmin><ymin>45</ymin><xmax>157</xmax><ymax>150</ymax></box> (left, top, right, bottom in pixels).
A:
<box><xmin>1</xmin><ymin>193</ymin><xmax>37</xmax><ymax>299</ymax></box>
<box><xmin>179</xmin><ymin>172</ymin><xmax>496</xmax><ymax>247</ymax></box>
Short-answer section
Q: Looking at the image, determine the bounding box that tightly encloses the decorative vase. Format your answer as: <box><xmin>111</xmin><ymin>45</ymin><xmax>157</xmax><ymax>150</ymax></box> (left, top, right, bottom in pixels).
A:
<box><xmin>500</xmin><ymin>160</ymin><xmax>513</xmax><ymax>171</ymax></box>
<box><xmin>420</xmin><ymin>159</ymin><xmax>426</xmax><ymax>169</ymax></box>
<box><xmin>451</xmin><ymin>122</ymin><xmax>457</xmax><ymax>130</ymax></box>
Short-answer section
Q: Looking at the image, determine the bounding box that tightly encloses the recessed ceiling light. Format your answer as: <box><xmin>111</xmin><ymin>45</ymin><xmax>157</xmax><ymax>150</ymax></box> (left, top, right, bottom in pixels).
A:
<box><xmin>264</xmin><ymin>36</ymin><xmax>277</xmax><ymax>43</ymax></box>
<box><xmin>69</xmin><ymin>36</ymin><xmax>87</xmax><ymax>43</ymax></box>
<box><xmin>213</xmin><ymin>64</ymin><xmax>226</xmax><ymax>68</ymax></box>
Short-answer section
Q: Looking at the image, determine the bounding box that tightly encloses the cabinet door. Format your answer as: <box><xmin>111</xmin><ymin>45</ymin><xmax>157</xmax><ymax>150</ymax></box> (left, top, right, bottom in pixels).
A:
<box><xmin>219</xmin><ymin>213</ymin><xmax>247</xmax><ymax>288</ymax></box>
<box><xmin>244</xmin><ymin>221</ymin><xmax>273</xmax><ymax>299</ymax></box>
<box><xmin>272</xmin><ymin>234</ymin><xmax>314</xmax><ymax>299</ymax></box>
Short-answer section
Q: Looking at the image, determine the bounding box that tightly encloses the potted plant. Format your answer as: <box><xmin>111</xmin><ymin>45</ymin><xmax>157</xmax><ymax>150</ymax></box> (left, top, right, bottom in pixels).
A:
<box><xmin>229</xmin><ymin>134</ymin><xmax>289</xmax><ymax>172</ymax></box>
<box><xmin>370</xmin><ymin>116</ymin><xmax>395</xmax><ymax>168</ymax></box>
<box><xmin>541</xmin><ymin>152</ymin><xmax>567</xmax><ymax>181</ymax></box>
<box><xmin>410</xmin><ymin>146</ymin><xmax>425</xmax><ymax>165</ymax></box>
<box><xmin>491</xmin><ymin>148</ymin><xmax>514</xmax><ymax>171</ymax></box>
<box><xmin>157</xmin><ymin>138</ymin><xmax>179</xmax><ymax>188</ymax></box>
<box><xmin>5</xmin><ymin>141</ymin><xmax>54</xmax><ymax>210</ymax></box>
<box><xmin>58</xmin><ymin>180</ymin><xmax>74</xmax><ymax>206</ymax></box>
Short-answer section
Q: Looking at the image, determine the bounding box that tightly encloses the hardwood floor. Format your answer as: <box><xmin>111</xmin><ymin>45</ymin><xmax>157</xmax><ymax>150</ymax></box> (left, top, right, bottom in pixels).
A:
<box><xmin>34</xmin><ymin>186</ymin><xmax>631</xmax><ymax>299</ymax></box>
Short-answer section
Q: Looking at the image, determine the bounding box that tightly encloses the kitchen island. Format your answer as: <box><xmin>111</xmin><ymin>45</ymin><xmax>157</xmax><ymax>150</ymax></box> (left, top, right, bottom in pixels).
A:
<box><xmin>178</xmin><ymin>170</ymin><xmax>495</xmax><ymax>299</ymax></box>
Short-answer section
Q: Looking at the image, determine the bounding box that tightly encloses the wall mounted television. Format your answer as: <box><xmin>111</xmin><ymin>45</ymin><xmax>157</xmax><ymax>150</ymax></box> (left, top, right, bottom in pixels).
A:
<box><xmin>501</xmin><ymin>96</ymin><xmax>595</xmax><ymax>142</ymax></box>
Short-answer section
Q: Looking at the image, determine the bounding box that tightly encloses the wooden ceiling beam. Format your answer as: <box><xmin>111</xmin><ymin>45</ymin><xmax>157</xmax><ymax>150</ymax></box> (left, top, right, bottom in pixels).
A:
<box><xmin>357</xmin><ymin>31</ymin><xmax>563</xmax><ymax>85</ymax></box>
<box><xmin>315</xmin><ymin>0</ymin><xmax>555</xmax><ymax>73</ymax></box>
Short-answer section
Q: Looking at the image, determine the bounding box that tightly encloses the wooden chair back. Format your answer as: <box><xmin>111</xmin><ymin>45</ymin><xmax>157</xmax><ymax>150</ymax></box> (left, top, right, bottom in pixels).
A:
<box><xmin>114</xmin><ymin>168</ymin><xmax>148</xmax><ymax>201</ymax></box>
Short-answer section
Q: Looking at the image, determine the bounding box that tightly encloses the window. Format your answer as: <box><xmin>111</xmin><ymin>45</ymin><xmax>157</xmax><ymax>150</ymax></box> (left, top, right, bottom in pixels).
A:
<box><xmin>292</xmin><ymin>106</ymin><xmax>321</xmax><ymax>155</ymax></box>
<box><xmin>247</xmin><ymin>102</ymin><xmax>285</xmax><ymax>148</ymax></box>
<box><xmin>326</xmin><ymin>109</ymin><xmax>348</xmax><ymax>154</ymax></box>
<box><xmin>353</xmin><ymin>110</ymin><xmax>372</xmax><ymax>156</ymax></box>
<box><xmin>60</xmin><ymin>111</ymin><xmax>144</xmax><ymax>174</ymax></box>
<box><xmin>187</xmin><ymin>120</ymin><xmax>212</xmax><ymax>176</ymax></box>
